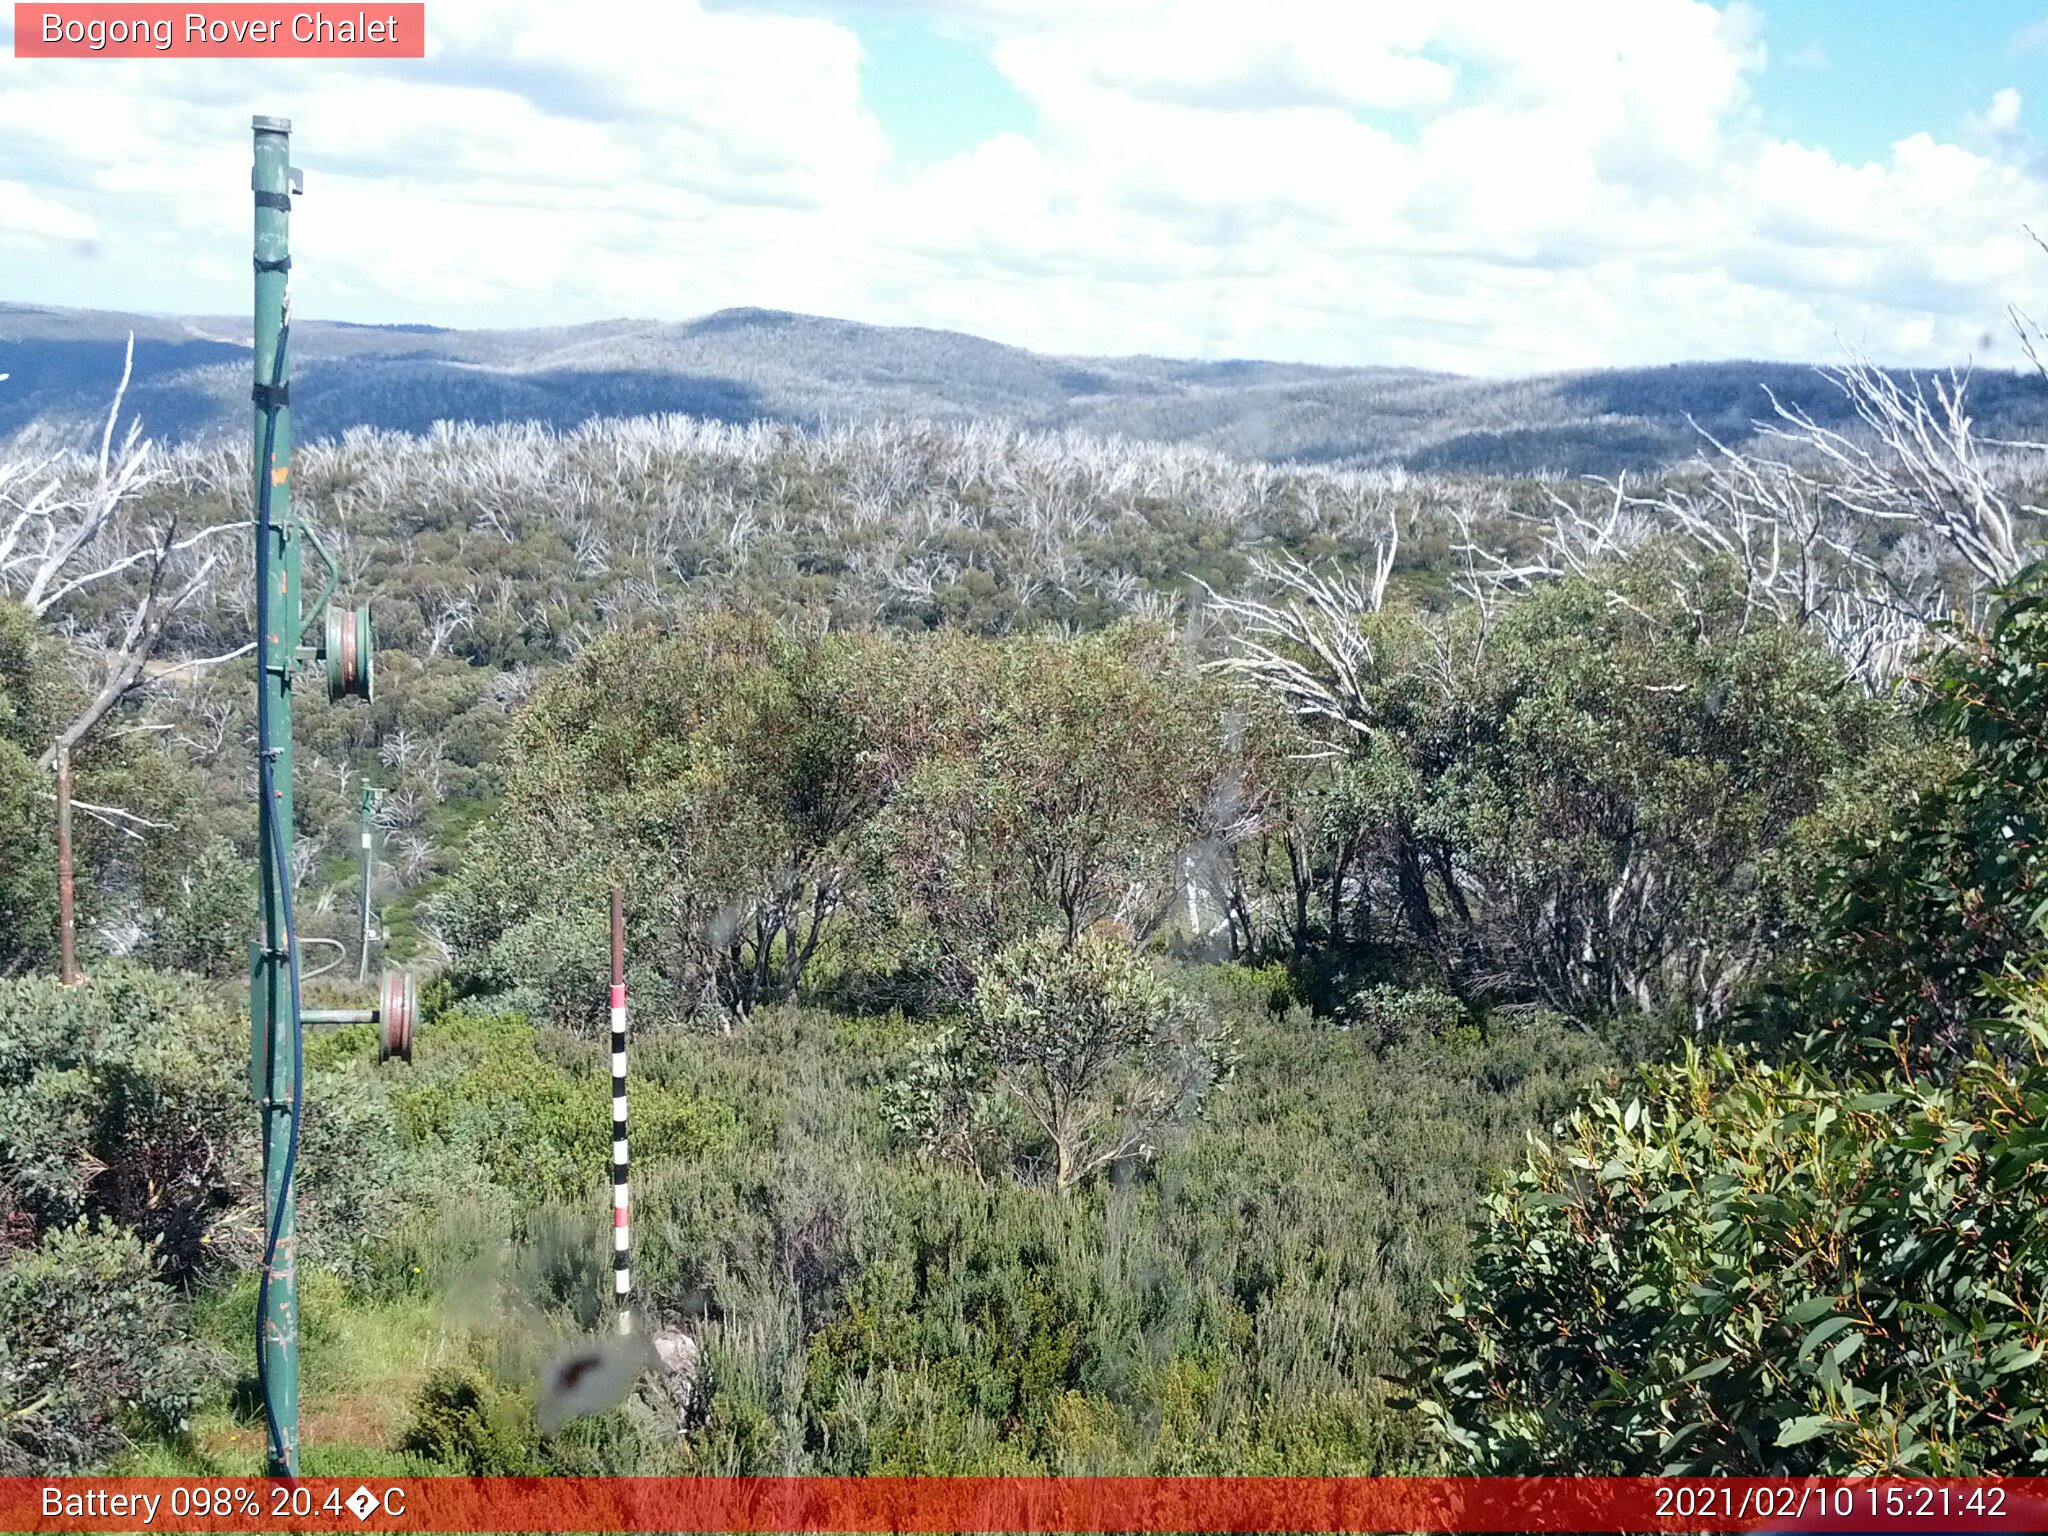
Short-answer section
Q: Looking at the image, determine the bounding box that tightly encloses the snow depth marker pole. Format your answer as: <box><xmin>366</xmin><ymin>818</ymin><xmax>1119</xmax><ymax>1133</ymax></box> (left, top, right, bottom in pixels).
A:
<box><xmin>610</xmin><ymin>887</ymin><xmax>633</xmax><ymax>1334</ymax></box>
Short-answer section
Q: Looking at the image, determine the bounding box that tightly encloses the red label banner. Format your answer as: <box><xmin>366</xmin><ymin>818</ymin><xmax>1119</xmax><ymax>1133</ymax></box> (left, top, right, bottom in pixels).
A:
<box><xmin>12</xmin><ymin>4</ymin><xmax>425</xmax><ymax>57</ymax></box>
<box><xmin>6</xmin><ymin>1477</ymin><xmax>2048</xmax><ymax>1533</ymax></box>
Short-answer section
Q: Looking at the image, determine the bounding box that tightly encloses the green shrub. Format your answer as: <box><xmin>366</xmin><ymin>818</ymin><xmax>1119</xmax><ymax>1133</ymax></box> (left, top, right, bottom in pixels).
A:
<box><xmin>1337</xmin><ymin>984</ymin><xmax>1465</xmax><ymax>1049</ymax></box>
<box><xmin>1764</xmin><ymin>572</ymin><xmax>2048</xmax><ymax>1073</ymax></box>
<box><xmin>1200</xmin><ymin>961</ymin><xmax>1304</xmax><ymax>1023</ymax></box>
<box><xmin>879</xmin><ymin>1022</ymin><xmax>1002</xmax><ymax>1176</ymax></box>
<box><xmin>396</xmin><ymin>1368</ymin><xmax>545</xmax><ymax>1474</ymax></box>
<box><xmin>391</xmin><ymin>1012</ymin><xmax>739</xmax><ymax>1207</ymax></box>
<box><xmin>1422</xmin><ymin>570</ymin><xmax>2048</xmax><ymax>1474</ymax></box>
<box><xmin>0</xmin><ymin>968</ymin><xmax>251</xmax><ymax>1280</ymax></box>
<box><xmin>965</xmin><ymin>928</ymin><xmax>1232</xmax><ymax>1195</ymax></box>
<box><xmin>296</xmin><ymin>1056</ymin><xmax>497</xmax><ymax>1286</ymax></box>
<box><xmin>0</xmin><ymin>966</ymin><xmax>422</xmax><ymax>1285</ymax></box>
<box><xmin>1422</xmin><ymin>1014</ymin><xmax>2048</xmax><ymax>1474</ymax></box>
<box><xmin>622</xmin><ymin>1003</ymin><xmax>1607</xmax><ymax>1475</ymax></box>
<box><xmin>0</xmin><ymin>1222</ymin><xmax>213</xmax><ymax>1472</ymax></box>
<box><xmin>143</xmin><ymin>838</ymin><xmax>254</xmax><ymax>979</ymax></box>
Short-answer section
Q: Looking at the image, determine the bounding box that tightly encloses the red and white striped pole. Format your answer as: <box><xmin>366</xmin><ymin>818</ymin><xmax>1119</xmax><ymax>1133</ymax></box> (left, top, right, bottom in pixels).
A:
<box><xmin>609</xmin><ymin>887</ymin><xmax>632</xmax><ymax>1335</ymax></box>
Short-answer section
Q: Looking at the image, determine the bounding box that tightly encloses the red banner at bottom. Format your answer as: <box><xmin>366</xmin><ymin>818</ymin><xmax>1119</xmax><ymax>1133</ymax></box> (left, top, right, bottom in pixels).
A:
<box><xmin>8</xmin><ymin>1477</ymin><xmax>2048</xmax><ymax>1533</ymax></box>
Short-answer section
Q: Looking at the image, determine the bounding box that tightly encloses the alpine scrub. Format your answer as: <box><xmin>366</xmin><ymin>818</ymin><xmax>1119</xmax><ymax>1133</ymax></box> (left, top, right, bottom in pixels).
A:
<box><xmin>1422</xmin><ymin>564</ymin><xmax>2048</xmax><ymax>1475</ymax></box>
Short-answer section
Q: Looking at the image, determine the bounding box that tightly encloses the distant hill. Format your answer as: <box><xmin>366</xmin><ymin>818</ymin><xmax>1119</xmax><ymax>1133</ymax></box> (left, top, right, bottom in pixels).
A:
<box><xmin>3</xmin><ymin>301</ymin><xmax>2042</xmax><ymax>476</ymax></box>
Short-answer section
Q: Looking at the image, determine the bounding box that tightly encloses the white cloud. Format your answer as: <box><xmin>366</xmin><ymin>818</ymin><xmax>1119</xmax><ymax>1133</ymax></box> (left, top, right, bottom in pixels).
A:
<box><xmin>2011</xmin><ymin>16</ymin><xmax>2048</xmax><ymax>57</ymax></box>
<box><xmin>0</xmin><ymin>181</ymin><xmax>98</xmax><ymax>250</ymax></box>
<box><xmin>988</xmin><ymin>3</ymin><xmax>1454</xmax><ymax>115</ymax></box>
<box><xmin>863</xmin><ymin>0</ymin><xmax>2046</xmax><ymax>369</ymax></box>
<box><xmin>1</xmin><ymin>0</ymin><xmax>2045</xmax><ymax>375</ymax></box>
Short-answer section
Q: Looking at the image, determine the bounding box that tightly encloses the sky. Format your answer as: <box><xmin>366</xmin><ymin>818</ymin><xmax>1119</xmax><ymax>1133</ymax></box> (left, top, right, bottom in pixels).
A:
<box><xmin>1</xmin><ymin>0</ymin><xmax>2045</xmax><ymax>376</ymax></box>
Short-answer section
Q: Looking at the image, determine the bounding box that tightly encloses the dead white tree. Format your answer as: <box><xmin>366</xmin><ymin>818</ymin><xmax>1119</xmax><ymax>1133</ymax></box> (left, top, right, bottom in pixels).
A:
<box><xmin>1762</xmin><ymin>359</ymin><xmax>2041</xmax><ymax>585</ymax></box>
<box><xmin>1198</xmin><ymin>517</ymin><xmax>1399</xmax><ymax>748</ymax></box>
<box><xmin>1452</xmin><ymin>476</ymin><xmax>1661</xmax><ymax>600</ymax></box>
<box><xmin>378</xmin><ymin>726</ymin><xmax>419</xmax><ymax>773</ymax></box>
<box><xmin>0</xmin><ymin>340</ymin><xmax>244</xmax><ymax>980</ymax></box>
<box><xmin>419</xmin><ymin>583</ymin><xmax>480</xmax><ymax>657</ymax></box>
<box><xmin>1639</xmin><ymin>350</ymin><xmax>2046</xmax><ymax>687</ymax></box>
<box><xmin>1451</xmin><ymin>334</ymin><xmax>2047</xmax><ymax>691</ymax></box>
<box><xmin>170</xmin><ymin>694</ymin><xmax>237</xmax><ymax>764</ymax></box>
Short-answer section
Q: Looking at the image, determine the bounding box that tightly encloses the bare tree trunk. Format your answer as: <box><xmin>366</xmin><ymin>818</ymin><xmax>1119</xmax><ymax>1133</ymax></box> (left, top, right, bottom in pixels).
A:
<box><xmin>1328</xmin><ymin>834</ymin><xmax>1358</xmax><ymax>949</ymax></box>
<box><xmin>55</xmin><ymin>746</ymin><xmax>78</xmax><ymax>986</ymax></box>
<box><xmin>1223</xmin><ymin>845</ymin><xmax>1254</xmax><ymax>960</ymax></box>
<box><xmin>1394</xmin><ymin>825</ymin><xmax>1439</xmax><ymax>952</ymax></box>
<box><xmin>1054</xmin><ymin>1135</ymin><xmax>1076</xmax><ymax>1198</ymax></box>
<box><xmin>1287</xmin><ymin>832</ymin><xmax>1311</xmax><ymax>957</ymax></box>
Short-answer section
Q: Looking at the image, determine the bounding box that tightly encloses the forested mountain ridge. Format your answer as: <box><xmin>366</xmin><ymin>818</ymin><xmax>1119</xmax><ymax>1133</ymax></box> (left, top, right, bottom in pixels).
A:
<box><xmin>7</xmin><ymin>299</ymin><xmax>2043</xmax><ymax>476</ymax></box>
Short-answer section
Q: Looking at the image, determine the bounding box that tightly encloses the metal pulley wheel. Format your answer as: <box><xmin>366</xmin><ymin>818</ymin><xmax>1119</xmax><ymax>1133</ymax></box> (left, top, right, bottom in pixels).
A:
<box><xmin>323</xmin><ymin>603</ymin><xmax>374</xmax><ymax>703</ymax></box>
<box><xmin>378</xmin><ymin>969</ymin><xmax>416</xmax><ymax>1063</ymax></box>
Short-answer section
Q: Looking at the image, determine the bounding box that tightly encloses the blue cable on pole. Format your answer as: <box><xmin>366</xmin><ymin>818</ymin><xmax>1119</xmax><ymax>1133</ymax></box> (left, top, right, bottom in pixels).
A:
<box><xmin>252</xmin><ymin>308</ymin><xmax>303</xmax><ymax>1472</ymax></box>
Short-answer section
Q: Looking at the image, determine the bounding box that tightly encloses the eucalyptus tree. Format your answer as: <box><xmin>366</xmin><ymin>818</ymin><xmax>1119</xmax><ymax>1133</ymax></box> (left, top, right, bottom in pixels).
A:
<box><xmin>846</xmin><ymin>620</ymin><xmax>1239</xmax><ymax>993</ymax></box>
<box><xmin>436</xmin><ymin>612</ymin><xmax>880</xmax><ymax>1030</ymax></box>
<box><xmin>1208</xmin><ymin>538</ymin><xmax>1886</xmax><ymax>1025</ymax></box>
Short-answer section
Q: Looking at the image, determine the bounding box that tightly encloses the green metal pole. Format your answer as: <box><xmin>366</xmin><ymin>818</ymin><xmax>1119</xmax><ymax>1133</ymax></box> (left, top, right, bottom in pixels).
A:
<box><xmin>358</xmin><ymin>785</ymin><xmax>379</xmax><ymax>982</ymax></box>
<box><xmin>251</xmin><ymin>112</ymin><xmax>300</xmax><ymax>1478</ymax></box>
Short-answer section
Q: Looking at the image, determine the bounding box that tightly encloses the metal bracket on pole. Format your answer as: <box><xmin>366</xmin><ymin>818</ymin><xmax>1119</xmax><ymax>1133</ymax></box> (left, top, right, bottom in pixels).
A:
<box><xmin>302</xmin><ymin>519</ymin><xmax>340</xmax><ymax>631</ymax></box>
<box><xmin>302</xmin><ymin>970</ymin><xmax>415</xmax><ymax>1062</ymax></box>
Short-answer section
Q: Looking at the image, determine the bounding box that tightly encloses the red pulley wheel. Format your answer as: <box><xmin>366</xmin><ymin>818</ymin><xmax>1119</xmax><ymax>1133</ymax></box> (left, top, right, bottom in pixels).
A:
<box><xmin>379</xmin><ymin>970</ymin><xmax>416</xmax><ymax>1063</ymax></box>
<box><xmin>324</xmin><ymin>604</ymin><xmax>375</xmax><ymax>703</ymax></box>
